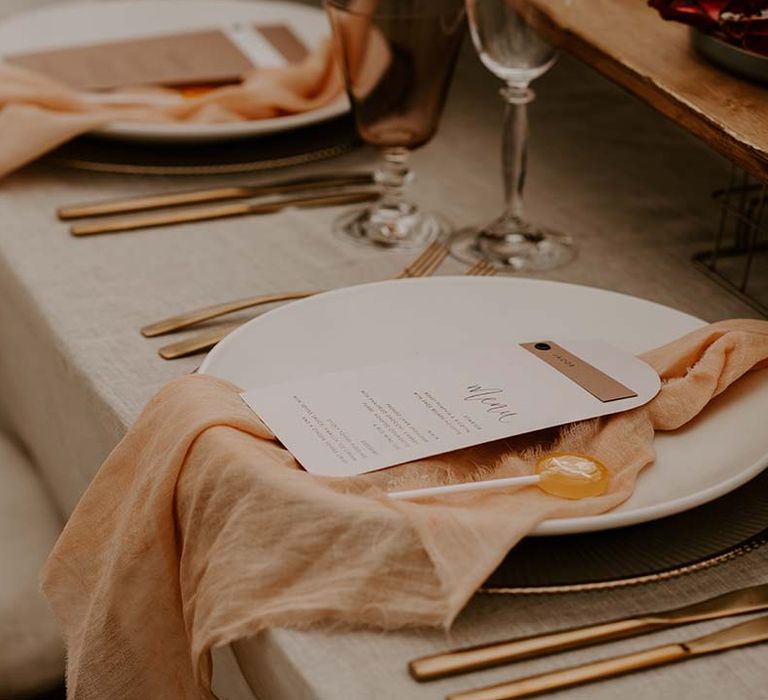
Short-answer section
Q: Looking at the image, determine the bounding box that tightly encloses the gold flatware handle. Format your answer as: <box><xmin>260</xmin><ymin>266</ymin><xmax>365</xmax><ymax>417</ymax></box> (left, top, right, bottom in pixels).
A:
<box><xmin>158</xmin><ymin>323</ymin><xmax>241</xmax><ymax>360</ymax></box>
<box><xmin>70</xmin><ymin>190</ymin><xmax>379</xmax><ymax>236</ymax></box>
<box><xmin>410</xmin><ymin>618</ymin><xmax>654</xmax><ymax>681</ymax></box>
<box><xmin>450</xmin><ymin>613</ymin><xmax>768</xmax><ymax>700</ymax></box>
<box><xmin>141</xmin><ymin>290</ymin><xmax>321</xmax><ymax>337</ymax></box>
<box><xmin>412</xmin><ymin>582</ymin><xmax>768</xmax><ymax>681</ymax></box>
<box><xmin>447</xmin><ymin>643</ymin><xmax>689</xmax><ymax>700</ymax></box>
<box><xmin>57</xmin><ymin>172</ymin><xmax>375</xmax><ymax>219</ymax></box>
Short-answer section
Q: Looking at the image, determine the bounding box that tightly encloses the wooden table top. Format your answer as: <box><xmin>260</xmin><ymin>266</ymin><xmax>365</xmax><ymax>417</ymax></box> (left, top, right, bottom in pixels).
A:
<box><xmin>524</xmin><ymin>0</ymin><xmax>768</xmax><ymax>182</ymax></box>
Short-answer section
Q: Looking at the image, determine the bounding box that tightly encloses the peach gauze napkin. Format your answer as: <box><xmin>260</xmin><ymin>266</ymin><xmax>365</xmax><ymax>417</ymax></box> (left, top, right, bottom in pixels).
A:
<box><xmin>0</xmin><ymin>41</ymin><xmax>342</xmax><ymax>179</ymax></box>
<box><xmin>42</xmin><ymin>319</ymin><xmax>768</xmax><ymax>699</ymax></box>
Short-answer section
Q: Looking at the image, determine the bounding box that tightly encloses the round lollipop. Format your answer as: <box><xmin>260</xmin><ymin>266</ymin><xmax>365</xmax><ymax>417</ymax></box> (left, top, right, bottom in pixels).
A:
<box><xmin>387</xmin><ymin>453</ymin><xmax>610</xmax><ymax>501</ymax></box>
<box><xmin>534</xmin><ymin>453</ymin><xmax>610</xmax><ymax>499</ymax></box>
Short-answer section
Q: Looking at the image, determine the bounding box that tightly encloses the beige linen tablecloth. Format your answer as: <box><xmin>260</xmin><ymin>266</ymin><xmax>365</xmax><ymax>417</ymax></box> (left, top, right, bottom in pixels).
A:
<box><xmin>1</xmin><ymin>0</ymin><xmax>768</xmax><ymax>696</ymax></box>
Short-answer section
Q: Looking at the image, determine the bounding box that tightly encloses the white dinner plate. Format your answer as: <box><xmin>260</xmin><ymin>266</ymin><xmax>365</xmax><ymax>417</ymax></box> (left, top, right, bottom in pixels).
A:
<box><xmin>0</xmin><ymin>0</ymin><xmax>348</xmax><ymax>143</ymax></box>
<box><xmin>200</xmin><ymin>277</ymin><xmax>768</xmax><ymax>536</ymax></box>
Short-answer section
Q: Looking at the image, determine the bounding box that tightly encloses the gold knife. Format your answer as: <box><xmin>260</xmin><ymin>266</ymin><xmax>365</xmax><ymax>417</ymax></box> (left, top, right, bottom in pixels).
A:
<box><xmin>58</xmin><ymin>171</ymin><xmax>375</xmax><ymax>220</ymax></box>
<box><xmin>69</xmin><ymin>190</ymin><xmax>379</xmax><ymax>236</ymax></box>
<box><xmin>448</xmin><ymin>614</ymin><xmax>768</xmax><ymax>700</ymax></box>
<box><xmin>410</xmin><ymin>583</ymin><xmax>768</xmax><ymax>681</ymax></box>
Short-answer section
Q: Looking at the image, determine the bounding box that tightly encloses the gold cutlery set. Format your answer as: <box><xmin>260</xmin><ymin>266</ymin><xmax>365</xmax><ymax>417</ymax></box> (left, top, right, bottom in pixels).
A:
<box><xmin>57</xmin><ymin>171</ymin><xmax>379</xmax><ymax>235</ymax></box>
<box><xmin>148</xmin><ymin>241</ymin><xmax>495</xmax><ymax>359</ymax></box>
<box><xmin>410</xmin><ymin>583</ymin><xmax>768</xmax><ymax>699</ymax></box>
<box><xmin>59</xmin><ymin>172</ymin><xmax>495</xmax><ymax>359</ymax></box>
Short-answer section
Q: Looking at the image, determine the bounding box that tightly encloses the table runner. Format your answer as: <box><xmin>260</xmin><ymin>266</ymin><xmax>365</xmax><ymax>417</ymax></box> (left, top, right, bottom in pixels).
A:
<box><xmin>41</xmin><ymin>320</ymin><xmax>768</xmax><ymax>699</ymax></box>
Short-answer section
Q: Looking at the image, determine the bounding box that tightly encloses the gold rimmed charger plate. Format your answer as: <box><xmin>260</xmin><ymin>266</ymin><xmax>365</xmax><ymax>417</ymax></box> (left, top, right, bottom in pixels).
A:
<box><xmin>44</xmin><ymin>115</ymin><xmax>358</xmax><ymax>176</ymax></box>
<box><xmin>481</xmin><ymin>467</ymin><xmax>768</xmax><ymax>594</ymax></box>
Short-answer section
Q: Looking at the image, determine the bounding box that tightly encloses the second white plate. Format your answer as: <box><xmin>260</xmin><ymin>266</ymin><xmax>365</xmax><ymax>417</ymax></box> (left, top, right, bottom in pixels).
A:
<box><xmin>0</xmin><ymin>0</ymin><xmax>348</xmax><ymax>143</ymax></box>
<box><xmin>200</xmin><ymin>277</ymin><xmax>768</xmax><ymax>536</ymax></box>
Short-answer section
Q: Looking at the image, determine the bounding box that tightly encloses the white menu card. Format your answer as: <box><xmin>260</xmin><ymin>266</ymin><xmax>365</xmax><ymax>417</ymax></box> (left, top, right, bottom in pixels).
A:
<box><xmin>241</xmin><ymin>339</ymin><xmax>660</xmax><ymax>477</ymax></box>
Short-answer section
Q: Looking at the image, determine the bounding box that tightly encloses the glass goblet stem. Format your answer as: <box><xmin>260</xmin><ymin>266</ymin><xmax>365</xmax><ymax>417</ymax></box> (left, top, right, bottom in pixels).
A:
<box><xmin>376</xmin><ymin>146</ymin><xmax>415</xmax><ymax>214</ymax></box>
<box><xmin>498</xmin><ymin>83</ymin><xmax>534</xmax><ymax>233</ymax></box>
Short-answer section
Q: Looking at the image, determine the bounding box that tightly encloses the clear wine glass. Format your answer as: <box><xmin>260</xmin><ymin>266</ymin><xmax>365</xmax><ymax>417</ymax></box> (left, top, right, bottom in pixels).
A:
<box><xmin>450</xmin><ymin>0</ymin><xmax>575</xmax><ymax>271</ymax></box>
<box><xmin>325</xmin><ymin>0</ymin><xmax>466</xmax><ymax>248</ymax></box>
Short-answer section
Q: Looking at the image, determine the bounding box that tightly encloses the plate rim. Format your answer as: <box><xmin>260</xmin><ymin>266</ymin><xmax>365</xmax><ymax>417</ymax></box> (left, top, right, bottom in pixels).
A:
<box><xmin>199</xmin><ymin>276</ymin><xmax>768</xmax><ymax>536</ymax></box>
<box><xmin>97</xmin><ymin>98</ymin><xmax>349</xmax><ymax>143</ymax></box>
<box><xmin>0</xmin><ymin>0</ymin><xmax>349</xmax><ymax>143</ymax></box>
<box><xmin>480</xmin><ymin>530</ymin><xmax>768</xmax><ymax>593</ymax></box>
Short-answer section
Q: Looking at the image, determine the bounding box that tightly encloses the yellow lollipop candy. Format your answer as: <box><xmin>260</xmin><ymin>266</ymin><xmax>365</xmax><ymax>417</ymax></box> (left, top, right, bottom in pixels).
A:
<box><xmin>387</xmin><ymin>452</ymin><xmax>610</xmax><ymax>502</ymax></box>
<box><xmin>535</xmin><ymin>452</ymin><xmax>610</xmax><ymax>499</ymax></box>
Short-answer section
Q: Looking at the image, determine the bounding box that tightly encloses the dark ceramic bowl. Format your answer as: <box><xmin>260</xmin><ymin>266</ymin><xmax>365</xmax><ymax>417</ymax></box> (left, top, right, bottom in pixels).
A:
<box><xmin>693</xmin><ymin>28</ymin><xmax>768</xmax><ymax>85</ymax></box>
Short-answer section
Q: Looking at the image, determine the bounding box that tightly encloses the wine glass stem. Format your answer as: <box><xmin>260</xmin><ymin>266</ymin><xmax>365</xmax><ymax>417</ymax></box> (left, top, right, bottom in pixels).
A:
<box><xmin>376</xmin><ymin>146</ymin><xmax>414</xmax><ymax>212</ymax></box>
<box><xmin>500</xmin><ymin>84</ymin><xmax>534</xmax><ymax>224</ymax></box>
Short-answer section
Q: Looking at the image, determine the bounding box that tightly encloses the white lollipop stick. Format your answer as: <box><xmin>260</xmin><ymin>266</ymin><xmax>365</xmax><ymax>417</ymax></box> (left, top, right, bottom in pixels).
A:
<box><xmin>387</xmin><ymin>474</ymin><xmax>542</xmax><ymax>501</ymax></box>
<box><xmin>386</xmin><ymin>453</ymin><xmax>611</xmax><ymax>502</ymax></box>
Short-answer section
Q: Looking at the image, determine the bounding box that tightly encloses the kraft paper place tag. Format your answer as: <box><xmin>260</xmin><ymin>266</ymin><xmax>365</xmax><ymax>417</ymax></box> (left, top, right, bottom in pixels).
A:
<box><xmin>5</xmin><ymin>23</ymin><xmax>309</xmax><ymax>91</ymax></box>
<box><xmin>240</xmin><ymin>339</ymin><xmax>661</xmax><ymax>477</ymax></box>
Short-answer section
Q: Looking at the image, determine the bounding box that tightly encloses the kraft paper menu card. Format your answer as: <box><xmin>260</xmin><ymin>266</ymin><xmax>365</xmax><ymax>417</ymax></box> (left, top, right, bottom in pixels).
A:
<box><xmin>241</xmin><ymin>340</ymin><xmax>661</xmax><ymax>477</ymax></box>
<box><xmin>5</xmin><ymin>24</ymin><xmax>309</xmax><ymax>91</ymax></box>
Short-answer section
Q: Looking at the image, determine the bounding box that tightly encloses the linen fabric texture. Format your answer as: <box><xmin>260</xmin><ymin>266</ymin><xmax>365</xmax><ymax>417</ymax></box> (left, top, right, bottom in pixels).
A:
<box><xmin>42</xmin><ymin>319</ymin><xmax>768</xmax><ymax>699</ymax></box>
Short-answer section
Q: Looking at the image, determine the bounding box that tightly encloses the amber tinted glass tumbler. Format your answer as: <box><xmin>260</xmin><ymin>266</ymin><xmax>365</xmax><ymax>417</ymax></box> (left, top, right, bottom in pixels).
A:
<box><xmin>325</xmin><ymin>0</ymin><xmax>466</xmax><ymax>247</ymax></box>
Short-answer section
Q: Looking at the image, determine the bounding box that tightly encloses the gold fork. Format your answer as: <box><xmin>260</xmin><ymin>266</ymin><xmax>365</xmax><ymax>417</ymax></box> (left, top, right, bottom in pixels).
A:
<box><xmin>156</xmin><ymin>250</ymin><xmax>498</xmax><ymax>360</ymax></box>
<box><xmin>156</xmin><ymin>254</ymin><xmax>498</xmax><ymax>359</ymax></box>
<box><xmin>143</xmin><ymin>241</ymin><xmax>451</xmax><ymax>339</ymax></box>
<box><xmin>155</xmin><ymin>241</ymin><xmax>454</xmax><ymax>359</ymax></box>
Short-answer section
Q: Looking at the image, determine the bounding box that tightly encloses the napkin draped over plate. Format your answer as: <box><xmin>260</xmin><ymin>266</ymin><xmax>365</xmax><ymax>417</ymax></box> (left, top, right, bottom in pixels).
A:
<box><xmin>42</xmin><ymin>320</ymin><xmax>768</xmax><ymax>699</ymax></box>
<box><xmin>0</xmin><ymin>41</ymin><xmax>342</xmax><ymax>178</ymax></box>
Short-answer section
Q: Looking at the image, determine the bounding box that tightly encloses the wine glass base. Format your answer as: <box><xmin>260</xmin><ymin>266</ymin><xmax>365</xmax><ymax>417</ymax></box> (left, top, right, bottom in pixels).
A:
<box><xmin>450</xmin><ymin>222</ymin><xmax>575</xmax><ymax>272</ymax></box>
<box><xmin>333</xmin><ymin>206</ymin><xmax>449</xmax><ymax>249</ymax></box>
